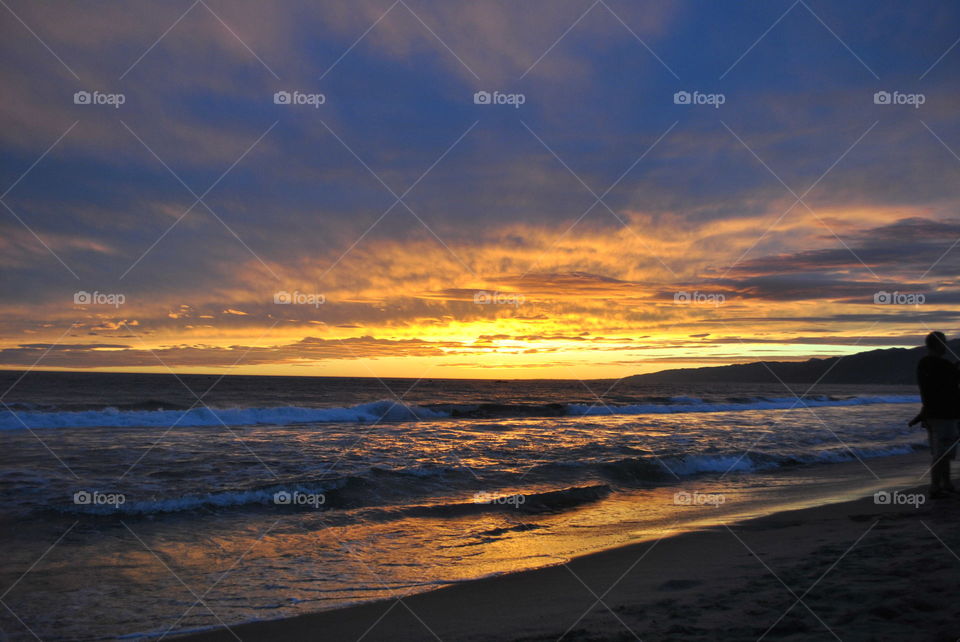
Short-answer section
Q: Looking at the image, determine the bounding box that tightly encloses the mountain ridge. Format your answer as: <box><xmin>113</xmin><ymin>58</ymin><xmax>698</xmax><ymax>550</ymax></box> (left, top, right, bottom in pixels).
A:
<box><xmin>628</xmin><ymin>340</ymin><xmax>958</xmax><ymax>385</ymax></box>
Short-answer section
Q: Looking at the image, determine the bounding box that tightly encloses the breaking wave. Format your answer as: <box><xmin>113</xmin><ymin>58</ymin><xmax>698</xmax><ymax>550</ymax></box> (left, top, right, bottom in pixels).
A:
<box><xmin>1</xmin><ymin>395</ymin><xmax>919</xmax><ymax>430</ymax></box>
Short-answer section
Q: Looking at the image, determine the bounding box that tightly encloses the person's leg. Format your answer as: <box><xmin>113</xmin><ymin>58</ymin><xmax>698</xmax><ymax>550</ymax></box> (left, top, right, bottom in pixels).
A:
<box><xmin>927</xmin><ymin>419</ymin><xmax>950</xmax><ymax>496</ymax></box>
<box><xmin>933</xmin><ymin>457</ymin><xmax>949</xmax><ymax>493</ymax></box>
<box><xmin>942</xmin><ymin>420</ymin><xmax>959</xmax><ymax>492</ymax></box>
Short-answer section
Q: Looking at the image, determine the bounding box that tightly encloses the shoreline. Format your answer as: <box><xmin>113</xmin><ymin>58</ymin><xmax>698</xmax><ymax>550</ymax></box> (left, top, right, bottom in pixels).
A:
<box><xmin>178</xmin><ymin>470</ymin><xmax>957</xmax><ymax>641</ymax></box>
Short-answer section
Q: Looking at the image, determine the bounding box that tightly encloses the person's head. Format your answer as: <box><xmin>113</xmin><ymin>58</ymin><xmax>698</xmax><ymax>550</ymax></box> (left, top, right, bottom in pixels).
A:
<box><xmin>926</xmin><ymin>331</ymin><xmax>948</xmax><ymax>355</ymax></box>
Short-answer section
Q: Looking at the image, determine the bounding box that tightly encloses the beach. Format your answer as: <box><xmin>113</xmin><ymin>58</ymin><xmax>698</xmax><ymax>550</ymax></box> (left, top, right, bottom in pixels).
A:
<box><xmin>5</xmin><ymin>2</ymin><xmax>958</xmax><ymax>640</ymax></box>
<box><xmin>181</xmin><ymin>478</ymin><xmax>958</xmax><ymax>641</ymax></box>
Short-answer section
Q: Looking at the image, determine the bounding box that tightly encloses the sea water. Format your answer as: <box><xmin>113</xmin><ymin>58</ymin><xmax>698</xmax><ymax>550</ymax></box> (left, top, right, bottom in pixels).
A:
<box><xmin>0</xmin><ymin>372</ymin><xmax>926</xmax><ymax>639</ymax></box>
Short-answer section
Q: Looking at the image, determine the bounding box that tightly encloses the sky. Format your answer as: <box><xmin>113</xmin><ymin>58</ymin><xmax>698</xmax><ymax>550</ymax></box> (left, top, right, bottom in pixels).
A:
<box><xmin>1</xmin><ymin>0</ymin><xmax>959</xmax><ymax>380</ymax></box>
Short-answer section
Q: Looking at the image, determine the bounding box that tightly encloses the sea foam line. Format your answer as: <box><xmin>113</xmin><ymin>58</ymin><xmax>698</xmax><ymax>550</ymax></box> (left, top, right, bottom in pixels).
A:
<box><xmin>0</xmin><ymin>395</ymin><xmax>920</xmax><ymax>430</ymax></box>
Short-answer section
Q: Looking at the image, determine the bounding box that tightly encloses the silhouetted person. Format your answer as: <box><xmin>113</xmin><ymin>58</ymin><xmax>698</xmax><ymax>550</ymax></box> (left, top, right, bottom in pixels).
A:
<box><xmin>915</xmin><ymin>331</ymin><xmax>960</xmax><ymax>498</ymax></box>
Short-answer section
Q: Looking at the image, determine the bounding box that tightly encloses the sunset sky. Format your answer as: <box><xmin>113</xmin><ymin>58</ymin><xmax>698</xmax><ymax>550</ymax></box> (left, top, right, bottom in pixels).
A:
<box><xmin>2</xmin><ymin>0</ymin><xmax>959</xmax><ymax>379</ymax></box>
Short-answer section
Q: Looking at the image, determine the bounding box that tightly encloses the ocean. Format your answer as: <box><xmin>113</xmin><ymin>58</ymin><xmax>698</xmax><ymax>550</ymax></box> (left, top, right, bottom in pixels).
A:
<box><xmin>0</xmin><ymin>372</ymin><xmax>927</xmax><ymax>640</ymax></box>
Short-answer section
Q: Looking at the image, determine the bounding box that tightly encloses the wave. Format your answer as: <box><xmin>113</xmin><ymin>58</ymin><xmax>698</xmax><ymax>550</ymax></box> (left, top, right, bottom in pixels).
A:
<box><xmin>1</xmin><ymin>400</ymin><xmax>448</xmax><ymax>430</ymax></box>
<box><xmin>385</xmin><ymin>484</ymin><xmax>613</xmax><ymax>518</ymax></box>
<box><xmin>58</xmin><ymin>479</ymin><xmax>612</xmax><ymax>518</ymax></box>
<box><xmin>53</xmin><ymin>440</ymin><xmax>925</xmax><ymax>518</ymax></box>
<box><xmin>594</xmin><ymin>443</ymin><xmax>924</xmax><ymax>482</ymax></box>
<box><xmin>1</xmin><ymin>394</ymin><xmax>920</xmax><ymax>430</ymax></box>
<box><xmin>59</xmin><ymin>481</ymin><xmax>338</xmax><ymax>516</ymax></box>
<box><xmin>567</xmin><ymin>394</ymin><xmax>920</xmax><ymax>416</ymax></box>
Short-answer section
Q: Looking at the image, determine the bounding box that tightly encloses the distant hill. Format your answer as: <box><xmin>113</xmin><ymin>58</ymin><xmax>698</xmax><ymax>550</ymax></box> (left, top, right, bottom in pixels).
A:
<box><xmin>627</xmin><ymin>341</ymin><xmax>958</xmax><ymax>386</ymax></box>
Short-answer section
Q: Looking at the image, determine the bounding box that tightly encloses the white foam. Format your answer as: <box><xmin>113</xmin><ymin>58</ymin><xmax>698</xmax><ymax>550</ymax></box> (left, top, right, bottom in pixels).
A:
<box><xmin>0</xmin><ymin>400</ymin><xmax>449</xmax><ymax>430</ymax></box>
<box><xmin>660</xmin><ymin>442</ymin><xmax>922</xmax><ymax>477</ymax></box>
<box><xmin>0</xmin><ymin>395</ymin><xmax>920</xmax><ymax>430</ymax></box>
<box><xmin>62</xmin><ymin>483</ymin><xmax>334</xmax><ymax>515</ymax></box>
<box><xmin>567</xmin><ymin>395</ymin><xmax>919</xmax><ymax>416</ymax></box>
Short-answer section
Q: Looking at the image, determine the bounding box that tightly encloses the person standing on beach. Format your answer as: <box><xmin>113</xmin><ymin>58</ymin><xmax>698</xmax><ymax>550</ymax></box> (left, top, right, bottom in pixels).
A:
<box><xmin>915</xmin><ymin>331</ymin><xmax>960</xmax><ymax>498</ymax></box>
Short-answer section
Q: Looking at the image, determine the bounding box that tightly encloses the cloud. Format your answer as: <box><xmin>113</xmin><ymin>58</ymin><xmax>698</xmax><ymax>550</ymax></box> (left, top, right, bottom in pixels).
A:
<box><xmin>0</xmin><ymin>335</ymin><xmax>465</xmax><ymax>369</ymax></box>
<box><xmin>4</xmin><ymin>0</ymin><xmax>960</xmax><ymax>375</ymax></box>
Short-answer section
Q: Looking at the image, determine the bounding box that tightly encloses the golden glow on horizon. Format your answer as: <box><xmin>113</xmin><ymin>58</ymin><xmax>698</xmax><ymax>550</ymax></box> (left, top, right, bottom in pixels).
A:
<box><xmin>0</xmin><ymin>208</ymin><xmax>939</xmax><ymax>377</ymax></box>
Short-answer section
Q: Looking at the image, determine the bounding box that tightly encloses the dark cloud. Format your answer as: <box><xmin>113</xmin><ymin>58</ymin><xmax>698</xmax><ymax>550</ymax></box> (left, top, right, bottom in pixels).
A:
<box><xmin>0</xmin><ymin>336</ymin><xmax>468</xmax><ymax>369</ymax></box>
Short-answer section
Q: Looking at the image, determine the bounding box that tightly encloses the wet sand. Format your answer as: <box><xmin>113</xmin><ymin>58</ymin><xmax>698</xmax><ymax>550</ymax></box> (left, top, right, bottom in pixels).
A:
<box><xmin>179</xmin><ymin>477</ymin><xmax>958</xmax><ymax>641</ymax></box>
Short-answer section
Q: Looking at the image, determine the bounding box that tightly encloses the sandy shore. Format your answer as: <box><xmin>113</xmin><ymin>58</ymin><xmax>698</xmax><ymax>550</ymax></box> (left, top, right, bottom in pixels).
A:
<box><xmin>178</xmin><ymin>479</ymin><xmax>960</xmax><ymax>641</ymax></box>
